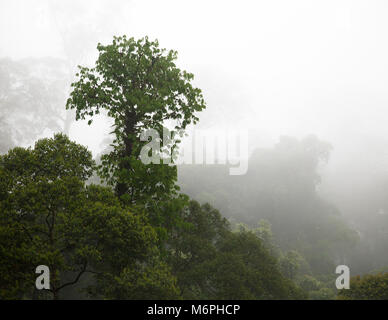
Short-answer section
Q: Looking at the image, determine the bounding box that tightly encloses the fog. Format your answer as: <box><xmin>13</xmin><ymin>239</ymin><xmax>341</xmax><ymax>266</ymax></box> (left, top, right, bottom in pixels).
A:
<box><xmin>1</xmin><ymin>0</ymin><xmax>388</xmax><ymax>299</ymax></box>
<box><xmin>4</xmin><ymin>1</ymin><xmax>388</xmax><ymax>149</ymax></box>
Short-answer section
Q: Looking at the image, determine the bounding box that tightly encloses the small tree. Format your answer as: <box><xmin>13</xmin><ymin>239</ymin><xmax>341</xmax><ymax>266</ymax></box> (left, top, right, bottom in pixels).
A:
<box><xmin>67</xmin><ymin>36</ymin><xmax>206</xmax><ymax>204</ymax></box>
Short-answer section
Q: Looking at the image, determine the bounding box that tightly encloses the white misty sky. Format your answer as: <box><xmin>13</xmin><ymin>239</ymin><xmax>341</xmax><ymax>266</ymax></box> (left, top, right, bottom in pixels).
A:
<box><xmin>1</xmin><ymin>0</ymin><xmax>388</xmax><ymax>175</ymax></box>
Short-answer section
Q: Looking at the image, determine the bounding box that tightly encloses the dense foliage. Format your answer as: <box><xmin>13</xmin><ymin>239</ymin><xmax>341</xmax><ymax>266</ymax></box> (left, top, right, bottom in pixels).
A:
<box><xmin>0</xmin><ymin>134</ymin><xmax>179</xmax><ymax>299</ymax></box>
<box><xmin>338</xmin><ymin>273</ymin><xmax>388</xmax><ymax>300</ymax></box>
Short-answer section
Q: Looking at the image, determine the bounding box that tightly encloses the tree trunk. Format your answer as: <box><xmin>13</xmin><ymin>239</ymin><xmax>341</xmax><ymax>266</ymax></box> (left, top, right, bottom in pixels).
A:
<box><xmin>115</xmin><ymin>110</ymin><xmax>136</xmax><ymax>199</ymax></box>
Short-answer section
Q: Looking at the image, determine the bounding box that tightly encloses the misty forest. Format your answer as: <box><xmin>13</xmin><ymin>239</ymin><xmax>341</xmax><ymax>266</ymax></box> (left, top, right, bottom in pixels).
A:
<box><xmin>1</xmin><ymin>1</ymin><xmax>388</xmax><ymax>300</ymax></box>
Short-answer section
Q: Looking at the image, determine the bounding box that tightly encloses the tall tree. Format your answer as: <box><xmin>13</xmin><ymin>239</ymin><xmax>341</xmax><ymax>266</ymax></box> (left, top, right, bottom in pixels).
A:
<box><xmin>66</xmin><ymin>36</ymin><xmax>206</xmax><ymax>204</ymax></box>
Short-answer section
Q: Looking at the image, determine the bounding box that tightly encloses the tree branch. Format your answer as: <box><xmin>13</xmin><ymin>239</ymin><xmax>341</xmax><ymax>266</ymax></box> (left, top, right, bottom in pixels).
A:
<box><xmin>55</xmin><ymin>262</ymin><xmax>87</xmax><ymax>292</ymax></box>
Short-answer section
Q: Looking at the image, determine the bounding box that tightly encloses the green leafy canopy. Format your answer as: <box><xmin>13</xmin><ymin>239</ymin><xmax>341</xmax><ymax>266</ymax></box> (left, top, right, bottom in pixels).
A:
<box><xmin>66</xmin><ymin>35</ymin><xmax>206</xmax><ymax>203</ymax></box>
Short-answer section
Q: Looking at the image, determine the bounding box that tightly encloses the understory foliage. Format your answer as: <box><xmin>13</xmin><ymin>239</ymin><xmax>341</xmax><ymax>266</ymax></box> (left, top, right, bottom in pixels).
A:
<box><xmin>168</xmin><ymin>201</ymin><xmax>305</xmax><ymax>299</ymax></box>
<box><xmin>0</xmin><ymin>134</ymin><xmax>178</xmax><ymax>299</ymax></box>
<box><xmin>337</xmin><ymin>273</ymin><xmax>388</xmax><ymax>300</ymax></box>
